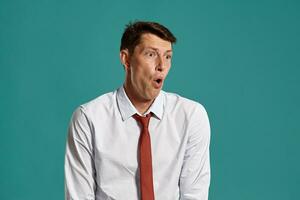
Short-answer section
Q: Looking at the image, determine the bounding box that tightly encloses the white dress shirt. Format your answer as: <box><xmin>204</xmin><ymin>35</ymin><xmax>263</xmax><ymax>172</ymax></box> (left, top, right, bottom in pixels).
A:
<box><xmin>65</xmin><ymin>86</ymin><xmax>211</xmax><ymax>200</ymax></box>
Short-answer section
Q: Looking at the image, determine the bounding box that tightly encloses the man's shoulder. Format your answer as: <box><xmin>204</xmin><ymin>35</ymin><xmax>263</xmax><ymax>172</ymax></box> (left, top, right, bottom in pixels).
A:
<box><xmin>163</xmin><ymin>90</ymin><xmax>205</xmax><ymax>108</ymax></box>
<box><xmin>77</xmin><ymin>89</ymin><xmax>117</xmax><ymax>115</ymax></box>
<box><xmin>162</xmin><ymin>90</ymin><xmax>207</xmax><ymax>114</ymax></box>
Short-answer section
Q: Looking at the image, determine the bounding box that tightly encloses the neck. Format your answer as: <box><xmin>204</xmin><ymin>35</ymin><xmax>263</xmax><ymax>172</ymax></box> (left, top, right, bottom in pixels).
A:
<box><xmin>123</xmin><ymin>84</ymin><xmax>154</xmax><ymax>115</ymax></box>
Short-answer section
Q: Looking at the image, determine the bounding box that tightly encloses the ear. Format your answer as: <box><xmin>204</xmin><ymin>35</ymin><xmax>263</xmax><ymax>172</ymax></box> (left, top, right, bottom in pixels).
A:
<box><xmin>120</xmin><ymin>49</ymin><xmax>130</xmax><ymax>71</ymax></box>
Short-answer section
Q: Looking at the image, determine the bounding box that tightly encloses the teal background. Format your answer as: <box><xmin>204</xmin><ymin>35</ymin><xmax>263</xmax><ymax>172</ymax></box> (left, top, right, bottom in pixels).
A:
<box><xmin>1</xmin><ymin>0</ymin><xmax>299</xmax><ymax>199</ymax></box>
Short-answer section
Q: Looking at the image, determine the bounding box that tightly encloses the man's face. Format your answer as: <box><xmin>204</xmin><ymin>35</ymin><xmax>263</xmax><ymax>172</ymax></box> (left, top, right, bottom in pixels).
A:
<box><xmin>122</xmin><ymin>33</ymin><xmax>173</xmax><ymax>103</ymax></box>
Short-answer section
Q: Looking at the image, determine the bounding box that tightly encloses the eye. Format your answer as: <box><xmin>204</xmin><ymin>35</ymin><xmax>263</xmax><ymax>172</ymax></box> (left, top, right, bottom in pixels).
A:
<box><xmin>145</xmin><ymin>51</ymin><xmax>157</xmax><ymax>58</ymax></box>
<box><xmin>166</xmin><ymin>54</ymin><xmax>172</xmax><ymax>60</ymax></box>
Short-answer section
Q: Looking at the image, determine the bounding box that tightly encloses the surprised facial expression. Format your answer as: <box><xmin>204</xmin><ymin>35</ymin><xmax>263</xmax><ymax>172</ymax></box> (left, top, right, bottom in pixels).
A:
<box><xmin>122</xmin><ymin>33</ymin><xmax>173</xmax><ymax>103</ymax></box>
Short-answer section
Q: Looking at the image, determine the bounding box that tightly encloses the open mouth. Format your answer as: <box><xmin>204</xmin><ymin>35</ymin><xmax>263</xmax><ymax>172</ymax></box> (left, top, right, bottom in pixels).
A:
<box><xmin>155</xmin><ymin>79</ymin><xmax>162</xmax><ymax>84</ymax></box>
<box><xmin>153</xmin><ymin>78</ymin><xmax>163</xmax><ymax>88</ymax></box>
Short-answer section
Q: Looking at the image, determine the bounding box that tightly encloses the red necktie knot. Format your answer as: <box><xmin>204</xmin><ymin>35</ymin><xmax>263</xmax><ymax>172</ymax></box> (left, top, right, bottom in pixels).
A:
<box><xmin>133</xmin><ymin>113</ymin><xmax>152</xmax><ymax>129</ymax></box>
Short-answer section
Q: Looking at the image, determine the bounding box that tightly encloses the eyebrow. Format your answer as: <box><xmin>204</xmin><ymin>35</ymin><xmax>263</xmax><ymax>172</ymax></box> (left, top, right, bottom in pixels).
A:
<box><xmin>143</xmin><ymin>47</ymin><xmax>173</xmax><ymax>54</ymax></box>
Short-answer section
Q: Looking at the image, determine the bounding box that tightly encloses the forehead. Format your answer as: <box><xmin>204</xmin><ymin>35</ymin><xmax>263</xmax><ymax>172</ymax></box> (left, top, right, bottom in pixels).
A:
<box><xmin>137</xmin><ymin>33</ymin><xmax>172</xmax><ymax>51</ymax></box>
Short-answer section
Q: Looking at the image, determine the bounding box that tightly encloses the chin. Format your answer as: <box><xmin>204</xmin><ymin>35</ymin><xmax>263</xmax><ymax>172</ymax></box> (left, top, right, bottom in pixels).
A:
<box><xmin>148</xmin><ymin>91</ymin><xmax>160</xmax><ymax>100</ymax></box>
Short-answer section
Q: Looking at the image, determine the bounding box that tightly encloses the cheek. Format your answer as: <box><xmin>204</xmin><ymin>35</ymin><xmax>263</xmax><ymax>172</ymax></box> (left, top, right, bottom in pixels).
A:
<box><xmin>164</xmin><ymin>64</ymin><xmax>171</xmax><ymax>75</ymax></box>
<box><xmin>166</xmin><ymin>60</ymin><xmax>172</xmax><ymax>68</ymax></box>
<box><xmin>137</xmin><ymin>65</ymin><xmax>154</xmax><ymax>78</ymax></box>
<box><xmin>130</xmin><ymin>59</ymin><xmax>154</xmax><ymax>81</ymax></box>
<box><xmin>130</xmin><ymin>66</ymin><xmax>147</xmax><ymax>86</ymax></box>
<box><xmin>166</xmin><ymin>62</ymin><xmax>171</xmax><ymax>70</ymax></box>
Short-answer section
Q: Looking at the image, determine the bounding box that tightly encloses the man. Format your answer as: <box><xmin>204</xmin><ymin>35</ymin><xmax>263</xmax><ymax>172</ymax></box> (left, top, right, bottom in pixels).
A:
<box><xmin>65</xmin><ymin>21</ymin><xmax>211</xmax><ymax>200</ymax></box>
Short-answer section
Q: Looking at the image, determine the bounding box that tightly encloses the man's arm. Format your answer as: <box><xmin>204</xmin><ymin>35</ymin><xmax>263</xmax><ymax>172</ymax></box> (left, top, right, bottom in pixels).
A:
<box><xmin>64</xmin><ymin>107</ymin><xmax>96</xmax><ymax>200</ymax></box>
<box><xmin>179</xmin><ymin>104</ymin><xmax>211</xmax><ymax>200</ymax></box>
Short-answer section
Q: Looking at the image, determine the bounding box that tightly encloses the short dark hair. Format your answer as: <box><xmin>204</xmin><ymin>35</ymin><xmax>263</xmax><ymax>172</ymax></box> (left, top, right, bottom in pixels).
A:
<box><xmin>120</xmin><ymin>21</ymin><xmax>177</xmax><ymax>54</ymax></box>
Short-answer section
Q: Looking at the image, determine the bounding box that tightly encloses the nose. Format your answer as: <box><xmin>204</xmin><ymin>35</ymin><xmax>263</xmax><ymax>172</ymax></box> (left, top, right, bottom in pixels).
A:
<box><xmin>155</xmin><ymin>54</ymin><xmax>165</xmax><ymax>72</ymax></box>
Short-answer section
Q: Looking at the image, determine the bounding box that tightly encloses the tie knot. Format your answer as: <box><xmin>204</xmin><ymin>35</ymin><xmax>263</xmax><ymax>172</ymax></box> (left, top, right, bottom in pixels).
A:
<box><xmin>133</xmin><ymin>113</ymin><xmax>152</xmax><ymax>129</ymax></box>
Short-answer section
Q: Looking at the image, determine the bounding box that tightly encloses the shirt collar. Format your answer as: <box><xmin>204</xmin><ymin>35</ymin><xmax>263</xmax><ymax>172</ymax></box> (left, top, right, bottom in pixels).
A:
<box><xmin>116</xmin><ymin>86</ymin><xmax>164</xmax><ymax>121</ymax></box>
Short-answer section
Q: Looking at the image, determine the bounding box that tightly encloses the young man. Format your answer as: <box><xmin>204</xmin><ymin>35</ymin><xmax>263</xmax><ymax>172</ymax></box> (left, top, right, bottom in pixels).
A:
<box><xmin>65</xmin><ymin>21</ymin><xmax>211</xmax><ymax>200</ymax></box>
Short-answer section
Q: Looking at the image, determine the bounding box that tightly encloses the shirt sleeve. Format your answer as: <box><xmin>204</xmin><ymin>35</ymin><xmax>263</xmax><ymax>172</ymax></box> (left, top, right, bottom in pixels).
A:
<box><xmin>179</xmin><ymin>103</ymin><xmax>211</xmax><ymax>200</ymax></box>
<box><xmin>64</xmin><ymin>106</ymin><xmax>96</xmax><ymax>200</ymax></box>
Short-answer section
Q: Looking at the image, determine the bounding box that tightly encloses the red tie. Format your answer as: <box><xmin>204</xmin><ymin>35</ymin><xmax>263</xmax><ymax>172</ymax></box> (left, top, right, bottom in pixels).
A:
<box><xmin>133</xmin><ymin>113</ymin><xmax>155</xmax><ymax>200</ymax></box>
